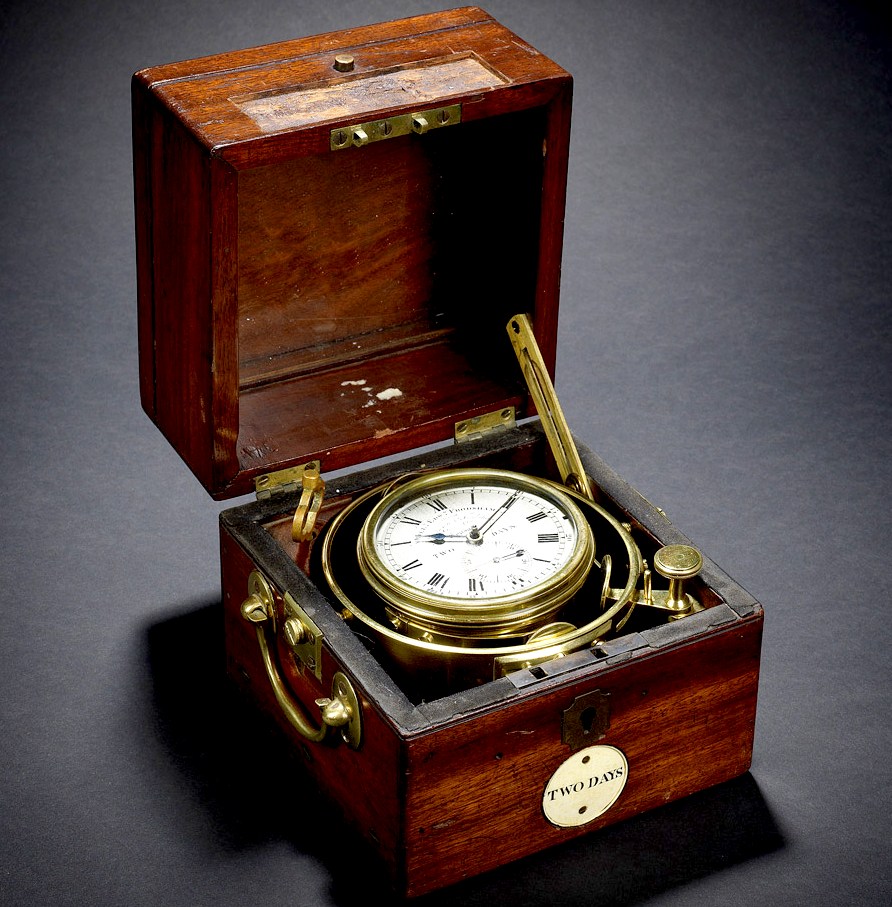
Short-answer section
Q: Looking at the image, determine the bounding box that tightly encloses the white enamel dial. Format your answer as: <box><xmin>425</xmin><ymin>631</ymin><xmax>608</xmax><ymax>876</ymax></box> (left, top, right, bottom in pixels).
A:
<box><xmin>375</xmin><ymin>482</ymin><xmax>576</xmax><ymax>599</ymax></box>
<box><xmin>357</xmin><ymin>469</ymin><xmax>596</xmax><ymax>639</ymax></box>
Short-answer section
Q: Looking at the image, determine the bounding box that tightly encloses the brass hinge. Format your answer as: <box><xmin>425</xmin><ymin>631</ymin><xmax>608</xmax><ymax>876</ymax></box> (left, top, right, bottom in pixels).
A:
<box><xmin>330</xmin><ymin>104</ymin><xmax>461</xmax><ymax>150</ymax></box>
<box><xmin>454</xmin><ymin>407</ymin><xmax>516</xmax><ymax>444</ymax></box>
<box><xmin>254</xmin><ymin>460</ymin><xmax>322</xmax><ymax>499</ymax></box>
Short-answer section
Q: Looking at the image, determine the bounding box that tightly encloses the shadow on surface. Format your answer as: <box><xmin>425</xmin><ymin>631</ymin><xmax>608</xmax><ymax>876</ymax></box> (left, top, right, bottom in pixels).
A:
<box><xmin>146</xmin><ymin>602</ymin><xmax>344</xmax><ymax>835</ymax></box>
<box><xmin>414</xmin><ymin>772</ymin><xmax>784</xmax><ymax>907</ymax></box>
<box><xmin>146</xmin><ymin>602</ymin><xmax>783</xmax><ymax>906</ymax></box>
<box><xmin>145</xmin><ymin>600</ymin><xmax>391</xmax><ymax>891</ymax></box>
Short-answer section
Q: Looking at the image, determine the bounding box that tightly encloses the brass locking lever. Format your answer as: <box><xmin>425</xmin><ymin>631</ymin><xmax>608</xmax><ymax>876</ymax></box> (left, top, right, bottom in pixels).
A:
<box><xmin>507</xmin><ymin>314</ymin><xmax>593</xmax><ymax>501</ymax></box>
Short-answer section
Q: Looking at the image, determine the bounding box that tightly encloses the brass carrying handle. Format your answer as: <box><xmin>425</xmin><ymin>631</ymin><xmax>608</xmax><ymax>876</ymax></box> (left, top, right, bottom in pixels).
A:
<box><xmin>507</xmin><ymin>314</ymin><xmax>594</xmax><ymax>501</ymax></box>
<box><xmin>240</xmin><ymin>571</ymin><xmax>361</xmax><ymax>749</ymax></box>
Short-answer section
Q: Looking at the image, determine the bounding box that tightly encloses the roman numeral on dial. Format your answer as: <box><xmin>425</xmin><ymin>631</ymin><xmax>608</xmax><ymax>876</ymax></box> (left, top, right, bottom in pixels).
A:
<box><xmin>428</xmin><ymin>572</ymin><xmax>448</xmax><ymax>588</ymax></box>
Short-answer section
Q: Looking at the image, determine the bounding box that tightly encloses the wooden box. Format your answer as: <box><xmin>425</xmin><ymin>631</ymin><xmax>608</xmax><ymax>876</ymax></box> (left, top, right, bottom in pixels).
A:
<box><xmin>133</xmin><ymin>8</ymin><xmax>762</xmax><ymax>898</ymax></box>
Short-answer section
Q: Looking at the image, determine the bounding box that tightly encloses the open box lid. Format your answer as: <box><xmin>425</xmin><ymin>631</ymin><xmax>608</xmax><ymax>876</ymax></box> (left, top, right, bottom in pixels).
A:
<box><xmin>133</xmin><ymin>7</ymin><xmax>573</xmax><ymax>499</ymax></box>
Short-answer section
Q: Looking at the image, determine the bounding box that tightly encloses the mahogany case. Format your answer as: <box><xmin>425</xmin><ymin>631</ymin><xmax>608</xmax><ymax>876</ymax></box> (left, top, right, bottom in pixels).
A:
<box><xmin>133</xmin><ymin>8</ymin><xmax>762</xmax><ymax>898</ymax></box>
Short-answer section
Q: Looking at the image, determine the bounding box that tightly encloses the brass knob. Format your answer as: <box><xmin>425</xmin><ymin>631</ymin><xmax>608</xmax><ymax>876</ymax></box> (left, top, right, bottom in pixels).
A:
<box><xmin>333</xmin><ymin>54</ymin><xmax>355</xmax><ymax>72</ymax></box>
<box><xmin>352</xmin><ymin>127</ymin><xmax>369</xmax><ymax>147</ymax></box>
<box><xmin>653</xmin><ymin>544</ymin><xmax>702</xmax><ymax>614</ymax></box>
<box><xmin>411</xmin><ymin>114</ymin><xmax>430</xmax><ymax>134</ymax></box>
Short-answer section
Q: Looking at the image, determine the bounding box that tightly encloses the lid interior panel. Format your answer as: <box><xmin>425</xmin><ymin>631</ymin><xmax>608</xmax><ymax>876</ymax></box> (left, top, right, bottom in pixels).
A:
<box><xmin>234</xmin><ymin>107</ymin><xmax>548</xmax><ymax>479</ymax></box>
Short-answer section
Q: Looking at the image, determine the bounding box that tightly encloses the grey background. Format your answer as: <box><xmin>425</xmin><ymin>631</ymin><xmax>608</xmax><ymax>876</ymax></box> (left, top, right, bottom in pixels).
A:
<box><xmin>1</xmin><ymin>1</ymin><xmax>890</xmax><ymax>905</ymax></box>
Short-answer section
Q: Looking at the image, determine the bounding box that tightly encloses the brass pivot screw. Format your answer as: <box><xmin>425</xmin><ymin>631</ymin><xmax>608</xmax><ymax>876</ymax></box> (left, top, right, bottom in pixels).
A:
<box><xmin>653</xmin><ymin>544</ymin><xmax>703</xmax><ymax>617</ymax></box>
<box><xmin>316</xmin><ymin>672</ymin><xmax>363</xmax><ymax>748</ymax></box>
<box><xmin>241</xmin><ymin>593</ymin><xmax>268</xmax><ymax>624</ymax></box>
<box><xmin>315</xmin><ymin>696</ymin><xmax>351</xmax><ymax>728</ymax></box>
<box><xmin>333</xmin><ymin>54</ymin><xmax>355</xmax><ymax>72</ymax></box>
<box><xmin>284</xmin><ymin>616</ymin><xmax>308</xmax><ymax>647</ymax></box>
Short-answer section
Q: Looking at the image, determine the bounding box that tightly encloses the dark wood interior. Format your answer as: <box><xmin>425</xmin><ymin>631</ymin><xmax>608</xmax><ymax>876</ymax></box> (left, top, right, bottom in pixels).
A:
<box><xmin>234</xmin><ymin>108</ymin><xmax>547</xmax><ymax>476</ymax></box>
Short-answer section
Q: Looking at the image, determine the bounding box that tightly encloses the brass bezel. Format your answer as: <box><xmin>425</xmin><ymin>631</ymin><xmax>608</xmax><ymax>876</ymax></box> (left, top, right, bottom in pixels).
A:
<box><xmin>357</xmin><ymin>468</ymin><xmax>595</xmax><ymax>640</ymax></box>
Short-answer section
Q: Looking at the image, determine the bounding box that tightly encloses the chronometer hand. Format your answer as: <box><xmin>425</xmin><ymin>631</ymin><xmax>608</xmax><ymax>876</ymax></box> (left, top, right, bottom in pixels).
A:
<box><xmin>476</xmin><ymin>493</ymin><xmax>519</xmax><ymax>537</ymax></box>
<box><xmin>415</xmin><ymin>532</ymin><xmax>471</xmax><ymax>544</ymax></box>
<box><xmin>493</xmin><ymin>549</ymin><xmax>526</xmax><ymax>562</ymax></box>
<box><xmin>464</xmin><ymin>549</ymin><xmax>526</xmax><ymax>575</ymax></box>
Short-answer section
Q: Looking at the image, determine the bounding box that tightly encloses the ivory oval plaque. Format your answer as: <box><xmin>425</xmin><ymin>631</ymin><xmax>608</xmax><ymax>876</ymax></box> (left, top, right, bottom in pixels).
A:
<box><xmin>542</xmin><ymin>745</ymin><xmax>628</xmax><ymax>827</ymax></box>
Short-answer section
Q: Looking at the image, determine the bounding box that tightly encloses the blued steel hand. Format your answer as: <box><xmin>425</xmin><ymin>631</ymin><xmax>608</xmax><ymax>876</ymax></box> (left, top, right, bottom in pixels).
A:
<box><xmin>415</xmin><ymin>532</ymin><xmax>473</xmax><ymax>544</ymax></box>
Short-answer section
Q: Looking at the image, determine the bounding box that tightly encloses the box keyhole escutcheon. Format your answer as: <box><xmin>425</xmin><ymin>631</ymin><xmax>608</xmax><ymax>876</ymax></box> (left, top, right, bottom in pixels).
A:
<box><xmin>562</xmin><ymin>690</ymin><xmax>611</xmax><ymax>750</ymax></box>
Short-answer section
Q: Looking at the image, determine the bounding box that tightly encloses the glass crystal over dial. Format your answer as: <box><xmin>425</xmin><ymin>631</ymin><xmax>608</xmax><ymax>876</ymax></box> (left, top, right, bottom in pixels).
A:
<box><xmin>357</xmin><ymin>468</ymin><xmax>596</xmax><ymax>639</ymax></box>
